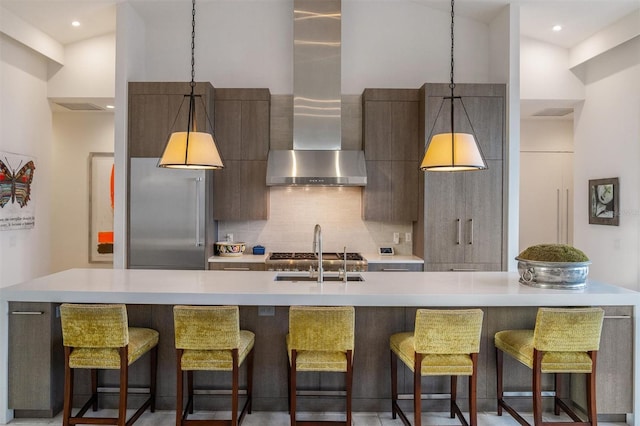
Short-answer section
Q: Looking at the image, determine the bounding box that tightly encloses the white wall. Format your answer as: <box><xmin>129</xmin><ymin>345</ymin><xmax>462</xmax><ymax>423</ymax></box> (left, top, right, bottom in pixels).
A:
<box><xmin>131</xmin><ymin>0</ymin><xmax>492</xmax><ymax>94</ymax></box>
<box><xmin>0</xmin><ymin>35</ymin><xmax>52</xmax><ymax>289</ymax></box>
<box><xmin>51</xmin><ymin>112</ymin><xmax>114</xmax><ymax>272</ymax></box>
<box><xmin>520</xmin><ymin>37</ymin><xmax>584</xmax><ymax>101</ymax></box>
<box><xmin>520</xmin><ymin>120</ymin><xmax>573</xmax><ymax>152</ymax></box>
<box><xmin>48</xmin><ymin>33</ymin><xmax>116</xmax><ymax>99</ymax></box>
<box><xmin>573</xmin><ymin>36</ymin><xmax>640</xmax><ymax>290</ymax></box>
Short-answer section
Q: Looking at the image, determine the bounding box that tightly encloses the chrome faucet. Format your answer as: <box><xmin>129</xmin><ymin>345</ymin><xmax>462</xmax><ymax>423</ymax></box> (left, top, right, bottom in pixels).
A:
<box><xmin>341</xmin><ymin>246</ymin><xmax>348</xmax><ymax>283</ymax></box>
<box><xmin>312</xmin><ymin>224</ymin><xmax>323</xmax><ymax>283</ymax></box>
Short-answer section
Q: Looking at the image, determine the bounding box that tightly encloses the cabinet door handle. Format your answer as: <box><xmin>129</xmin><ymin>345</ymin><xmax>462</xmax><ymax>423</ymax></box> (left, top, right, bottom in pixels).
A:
<box><xmin>566</xmin><ymin>189</ymin><xmax>570</xmax><ymax>244</ymax></box>
<box><xmin>603</xmin><ymin>315</ymin><xmax>631</xmax><ymax>319</ymax></box>
<box><xmin>381</xmin><ymin>268</ymin><xmax>410</xmax><ymax>272</ymax></box>
<box><xmin>556</xmin><ymin>189</ymin><xmax>561</xmax><ymax>243</ymax></box>
<box><xmin>222</xmin><ymin>267</ymin><xmax>251</xmax><ymax>271</ymax></box>
<box><xmin>456</xmin><ymin>219</ymin><xmax>461</xmax><ymax>245</ymax></box>
<box><xmin>11</xmin><ymin>311</ymin><xmax>44</xmax><ymax>315</ymax></box>
<box><xmin>195</xmin><ymin>177</ymin><xmax>203</xmax><ymax>247</ymax></box>
<box><xmin>468</xmin><ymin>218</ymin><xmax>473</xmax><ymax>245</ymax></box>
<box><xmin>451</xmin><ymin>268</ymin><xmax>477</xmax><ymax>272</ymax></box>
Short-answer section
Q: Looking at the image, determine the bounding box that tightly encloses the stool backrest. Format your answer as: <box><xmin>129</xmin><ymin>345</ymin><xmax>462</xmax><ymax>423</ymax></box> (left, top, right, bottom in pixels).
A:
<box><xmin>289</xmin><ymin>306</ymin><xmax>354</xmax><ymax>352</ymax></box>
<box><xmin>60</xmin><ymin>303</ymin><xmax>129</xmax><ymax>348</ymax></box>
<box><xmin>174</xmin><ymin>305</ymin><xmax>240</xmax><ymax>350</ymax></box>
<box><xmin>533</xmin><ymin>307</ymin><xmax>604</xmax><ymax>352</ymax></box>
<box><xmin>414</xmin><ymin>309</ymin><xmax>484</xmax><ymax>354</ymax></box>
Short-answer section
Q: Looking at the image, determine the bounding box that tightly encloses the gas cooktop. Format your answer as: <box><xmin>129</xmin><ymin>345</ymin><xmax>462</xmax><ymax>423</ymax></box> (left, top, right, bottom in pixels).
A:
<box><xmin>268</xmin><ymin>252</ymin><xmax>364</xmax><ymax>261</ymax></box>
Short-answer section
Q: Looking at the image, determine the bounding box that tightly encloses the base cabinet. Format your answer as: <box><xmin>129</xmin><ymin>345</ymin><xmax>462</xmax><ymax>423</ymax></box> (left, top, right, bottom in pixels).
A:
<box><xmin>8</xmin><ymin>302</ymin><xmax>63</xmax><ymax>417</ymax></box>
<box><xmin>367</xmin><ymin>262</ymin><xmax>423</xmax><ymax>272</ymax></box>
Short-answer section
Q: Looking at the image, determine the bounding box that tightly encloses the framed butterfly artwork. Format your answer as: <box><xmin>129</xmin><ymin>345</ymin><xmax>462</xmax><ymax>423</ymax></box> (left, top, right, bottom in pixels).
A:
<box><xmin>89</xmin><ymin>152</ymin><xmax>114</xmax><ymax>263</ymax></box>
<box><xmin>0</xmin><ymin>151</ymin><xmax>36</xmax><ymax>231</ymax></box>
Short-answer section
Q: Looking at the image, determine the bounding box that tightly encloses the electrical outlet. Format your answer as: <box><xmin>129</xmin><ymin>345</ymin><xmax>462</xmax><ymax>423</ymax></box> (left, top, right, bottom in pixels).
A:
<box><xmin>258</xmin><ymin>306</ymin><xmax>275</xmax><ymax>316</ymax></box>
<box><xmin>393</xmin><ymin>232</ymin><xmax>400</xmax><ymax>244</ymax></box>
<box><xmin>226</xmin><ymin>233</ymin><xmax>234</xmax><ymax>242</ymax></box>
<box><xmin>405</xmin><ymin>232</ymin><xmax>412</xmax><ymax>243</ymax></box>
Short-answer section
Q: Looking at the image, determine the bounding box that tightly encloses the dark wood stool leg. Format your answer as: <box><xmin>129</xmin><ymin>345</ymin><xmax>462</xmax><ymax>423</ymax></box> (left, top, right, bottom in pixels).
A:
<box><xmin>63</xmin><ymin>347</ymin><xmax>73</xmax><ymax>426</ymax></box>
<box><xmin>414</xmin><ymin>353</ymin><xmax>423</xmax><ymax>426</ymax></box>
<box><xmin>346</xmin><ymin>350</ymin><xmax>353</xmax><ymax>426</ymax></box>
<box><xmin>247</xmin><ymin>347</ymin><xmax>254</xmax><ymax>414</ymax></box>
<box><xmin>150</xmin><ymin>346</ymin><xmax>158</xmax><ymax>412</ymax></box>
<box><xmin>187</xmin><ymin>370</ymin><xmax>194</xmax><ymax>414</ymax></box>
<box><xmin>496</xmin><ymin>348</ymin><xmax>503</xmax><ymax>416</ymax></box>
<box><xmin>176</xmin><ymin>349</ymin><xmax>184</xmax><ymax>426</ymax></box>
<box><xmin>232</xmin><ymin>349</ymin><xmax>239</xmax><ymax>426</ymax></box>
<box><xmin>118</xmin><ymin>347</ymin><xmax>128</xmax><ymax>426</ymax></box>
<box><xmin>532</xmin><ymin>349</ymin><xmax>543</xmax><ymax>426</ymax></box>
<box><xmin>391</xmin><ymin>350</ymin><xmax>398</xmax><ymax>419</ymax></box>
<box><xmin>587</xmin><ymin>351</ymin><xmax>598</xmax><ymax>425</ymax></box>
<box><xmin>91</xmin><ymin>369</ymin><xmax>98</xmax><ymax>411</ymax></box>
<box><xmin>469</xmin><ymin>353</ymin><xmax>478</xmax><ymax>426</ymax></box>
<box><xmin>290</xmin><ymin>350</ymin><xmax>297</xmax><ymax>426</ymax></box>
<box><xmin>450</xmin><ymin>375</ymin><xmax>457</xmax><ymax>419</ymax></box>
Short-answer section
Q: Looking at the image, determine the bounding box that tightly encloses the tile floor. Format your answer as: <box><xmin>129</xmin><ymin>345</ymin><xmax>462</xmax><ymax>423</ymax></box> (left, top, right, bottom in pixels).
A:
<box><xmin>6</xmin><ymin>410</ymin><xmax>629</xmax><ymax>425</ymax></box>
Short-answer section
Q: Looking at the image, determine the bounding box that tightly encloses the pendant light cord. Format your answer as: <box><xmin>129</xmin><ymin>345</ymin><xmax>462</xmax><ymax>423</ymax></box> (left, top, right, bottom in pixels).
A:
<box><xmin>449</xmin><ymin>0</ymin><xmax>455</xmax><ymax>97</ymax></box>
<box><xmin>191</xmin><ymin>0</ymin><xmax>196</xmax><ymax>89</ymax></box>
<box><xmin>188</xmin><ymin>0</ymin><xmax>196</xmax><ymax>133</ymax></box>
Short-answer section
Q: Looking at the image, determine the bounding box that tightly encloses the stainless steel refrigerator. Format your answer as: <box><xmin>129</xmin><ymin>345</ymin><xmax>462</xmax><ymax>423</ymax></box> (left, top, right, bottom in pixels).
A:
<box><xmin>128</xmin><ymin>158</ymin><xmax>215</xmax><ymax>269</ymax></box>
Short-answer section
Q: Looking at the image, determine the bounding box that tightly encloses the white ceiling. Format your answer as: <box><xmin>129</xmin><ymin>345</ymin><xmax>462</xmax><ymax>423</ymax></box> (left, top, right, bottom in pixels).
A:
<box><xmin>1</xmin><ymin>0</ymin><xmax>638</xmax><ymax>48</ymax></box>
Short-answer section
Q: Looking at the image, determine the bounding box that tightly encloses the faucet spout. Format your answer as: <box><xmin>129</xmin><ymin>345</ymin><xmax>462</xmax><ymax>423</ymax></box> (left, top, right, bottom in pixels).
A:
<box><xmin>313</xmin><ymin>224</ymin><xmax>323</xmax><ymax>283</ymax></box>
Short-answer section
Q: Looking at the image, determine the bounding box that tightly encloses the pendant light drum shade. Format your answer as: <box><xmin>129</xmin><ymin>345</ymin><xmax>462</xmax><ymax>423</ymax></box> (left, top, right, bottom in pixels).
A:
<box><xmin>159</xmin><ymin>131</ymin><xmax>223</xmax><ymax>169</ymax></box>
<box><xmin>420</xmin><ymin>132</ymin><xmax>486</xmax><ymax>171</ymax></box>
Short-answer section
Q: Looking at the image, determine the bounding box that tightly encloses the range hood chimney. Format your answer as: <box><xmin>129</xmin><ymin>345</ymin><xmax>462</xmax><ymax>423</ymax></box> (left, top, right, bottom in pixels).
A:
<box><xmin>266</xmin><ymin>0</ymin><xmax>367</xmax><ymax>186</ymax></box>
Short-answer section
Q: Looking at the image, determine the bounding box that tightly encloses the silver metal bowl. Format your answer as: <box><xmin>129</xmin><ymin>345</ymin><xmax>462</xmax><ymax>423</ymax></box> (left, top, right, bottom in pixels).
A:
<box><xmin>515</xmin><ymin>258</ymin><xmax>591</xmax><ymax>290</ymax></box>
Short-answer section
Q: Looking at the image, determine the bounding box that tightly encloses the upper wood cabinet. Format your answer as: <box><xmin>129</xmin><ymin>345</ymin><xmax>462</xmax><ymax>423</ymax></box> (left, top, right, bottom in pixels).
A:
<box><xmin>362</xmin><ymin>89</ymin><xmax>421</xmax><ymax>161</ymax></box>
<box><xmin>212</xmin><ymin>88</ymin><xmax>271</xmax><ymax>220</ymax></box>
<box><xmin>418</xmin><ymin>83</ymin><xmax>506</xmax><ymax>271</ymax></box>
<box><xmin>214</xmin><ymin>89</ymin><xmax>270</xmax><ymax>161</ymax></box>
<box><xmin>128</xmin><ymin>82</ymin><xmax>214</xmax><ymax>158</ymax></box>
<box><xmin>362</xmin><ymin>89</ymin><xmax>421</xmax><ymax>222</ymax></box>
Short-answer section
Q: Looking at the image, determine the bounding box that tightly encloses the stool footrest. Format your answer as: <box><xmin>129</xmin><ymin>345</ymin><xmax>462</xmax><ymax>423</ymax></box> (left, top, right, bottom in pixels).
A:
<box><xmin>68</xmin><ymin>394</ymin><xmax>153</xmax><ymax>426</ymax></box>
<box><xmin>498</xmin><ymin>397</ymin><xmax>591</xmax><ymax>426</ymax></box>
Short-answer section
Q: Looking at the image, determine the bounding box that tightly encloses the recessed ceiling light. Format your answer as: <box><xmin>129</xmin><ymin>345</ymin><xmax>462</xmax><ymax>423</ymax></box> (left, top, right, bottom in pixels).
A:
<box><xmin>552</xmin><ymin>25</ymin><xmax>562</xmax><ymax>32</ymax></box>
<box><xmin>71</xmin><ymin>21</ymin><xmax>81</xmax><ymax>27</ymax></box>
<box><xmin>106</xmin><ymin>105</ymin><xmax>115</xmax><ymax>109</ymax></box>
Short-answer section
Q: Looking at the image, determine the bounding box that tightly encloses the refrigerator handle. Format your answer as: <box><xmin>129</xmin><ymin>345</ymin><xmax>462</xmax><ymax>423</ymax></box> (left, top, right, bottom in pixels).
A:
<box><xmin>195</xmin><ymin>177</ymin><xmax>203</xmax><ymax>247</ymax></box>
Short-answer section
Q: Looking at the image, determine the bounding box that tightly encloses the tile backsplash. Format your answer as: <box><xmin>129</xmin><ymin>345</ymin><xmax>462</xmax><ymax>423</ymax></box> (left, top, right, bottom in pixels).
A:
<box><xmin>217</xmin><ymin>187</ymin><xmax>414</xmax><ymax>255</ymax></box>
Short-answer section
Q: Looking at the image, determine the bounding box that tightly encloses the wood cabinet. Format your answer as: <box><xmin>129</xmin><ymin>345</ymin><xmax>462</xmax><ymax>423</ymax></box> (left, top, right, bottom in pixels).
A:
<box><xmin>8</xmin><ymin>302</ymin><xmax>63</xmax><ymax>417</ymax></box>
<box><xmin>361</xmin><ymin>89</ymin><xmax>421</xmax><ymax>222</ymax></box>
<box><xmin>367</xmin><ymin>262</ymin><xmax>423</xmax><ymax>272</ymax></box>
<box><xmin>128</xmin><ymin>82</ymin><xmax>214</xmax><ymax>158</ymax></box>
<box><xmin>209</xmin><ymin>261</ymin><xmax>266</xmax><ymax>271</ymax></box>
<box><xmin>212</xmin><ymin>88</ymin><xmax>270</xmax><ymax>220</ymax></box>
<box><xmin>418</xmin><ymin>84</ymin><xmax>506</xmax><ymax>271</ymax></box>
<box><xmin>519</xmin><ymin>152</ymin><xmax>573</xmax><ymax>251</ymax></box>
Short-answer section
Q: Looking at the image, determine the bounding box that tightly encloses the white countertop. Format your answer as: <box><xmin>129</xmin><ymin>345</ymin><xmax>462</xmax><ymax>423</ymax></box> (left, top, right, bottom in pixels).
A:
<box><xmin>362</xmin><ymin>253</ymin><xmax>424</xmax><ymax>264</ymax></box>
<box><xmin>208</xmin><ymin>254</ymin><xmax>268</xmax><ymax>263</ymax></box>
<box><xmin>1</xmin><ymin>268</ymin><xmax>637</xmax><ymax>307</ymax></box>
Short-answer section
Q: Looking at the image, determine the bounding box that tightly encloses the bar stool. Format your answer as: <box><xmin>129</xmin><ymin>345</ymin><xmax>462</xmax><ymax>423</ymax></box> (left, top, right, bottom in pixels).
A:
<box><xmin>287</xmin><ymin>306</ymin><xmax>355</xmax><ymax>426</ymax></box>
<box><xmin>495</xmin><ymin>307</ymin><xmax>604</xmax><ymax>426</ymax></box>
<box><xmin>60</xmin><ymin>303</ymin><xmax>159</xmax><ymax>426</ymax></box>
<box><xmin>390</xmin><ymin>308</ymin><xmax>484</xmax><ymax>426</ymax></box>
<box><xmin>173</xmin><ymin>305</ymin><xmax>255</xmax><ymax>426</ymax></box>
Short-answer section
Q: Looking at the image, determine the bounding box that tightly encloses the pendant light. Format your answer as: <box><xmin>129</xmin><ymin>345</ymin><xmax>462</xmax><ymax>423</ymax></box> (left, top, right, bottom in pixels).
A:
<box><xmin>420</xmin><ymin>0</ymin><xmax>487</xmax><ymax>172</ymax></box>
<box><xmin>158</xmin><ymin>0</ymin><xmax>224</xmax><ymax>170</ymax></box>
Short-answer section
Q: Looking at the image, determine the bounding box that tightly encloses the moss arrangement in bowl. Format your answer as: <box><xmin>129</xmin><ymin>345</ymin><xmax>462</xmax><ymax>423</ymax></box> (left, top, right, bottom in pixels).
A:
<box><xmin>515</xmin><ymin>244</ymin><xmax>591</xmax><ymax>289</ymax></box>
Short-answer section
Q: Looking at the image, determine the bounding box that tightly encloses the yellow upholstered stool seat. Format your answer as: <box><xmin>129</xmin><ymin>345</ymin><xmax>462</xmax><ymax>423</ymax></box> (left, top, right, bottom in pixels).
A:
<box><xmin>174</xmin><ymin>305</ymin><xmax>255</xmax><ymax>426</ymax></box>
<box><xmin>60</xmin><ymin>303</ymin><xmax>159</xmax><ymax>426</ymax></box>
<box><xmin>495</xmin><ymin>307</ymin><xmax>604</xmax><ymax>426</ymax></box>
<box><xmin>287</xmin><ymin>306</ymin><xmax>355</xmax><ymax>426</ymax></box>
<box><xmin>390</xmin><ymin>309</ymin><xmax>484</xmax><ymax>426</ymax></box>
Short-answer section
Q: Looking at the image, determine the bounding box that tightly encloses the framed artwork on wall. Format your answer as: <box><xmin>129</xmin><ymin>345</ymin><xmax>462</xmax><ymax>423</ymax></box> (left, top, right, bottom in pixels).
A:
<box><xmin>89</xmin><ymin>152</ymin><xmax>114</xmax><ymax>263</ymax></box>
<box><xmin>589</xmin><ymin>177</ymin><xmax>619</xmax><ymax>226</ymax></box>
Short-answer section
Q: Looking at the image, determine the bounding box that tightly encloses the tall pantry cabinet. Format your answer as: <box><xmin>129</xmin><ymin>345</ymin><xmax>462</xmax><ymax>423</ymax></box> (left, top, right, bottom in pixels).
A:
<box><xmin>415</xmin><ymin>83</ymin><xmax>507</xmax><ymax>271</ymax></box>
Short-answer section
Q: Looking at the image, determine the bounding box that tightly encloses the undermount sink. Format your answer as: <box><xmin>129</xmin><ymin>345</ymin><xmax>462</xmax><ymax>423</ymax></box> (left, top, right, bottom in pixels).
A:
<box><xmin>274</xmin><ymin>272</ymin><xmax>364</xmax><ymax>282</ymax></box>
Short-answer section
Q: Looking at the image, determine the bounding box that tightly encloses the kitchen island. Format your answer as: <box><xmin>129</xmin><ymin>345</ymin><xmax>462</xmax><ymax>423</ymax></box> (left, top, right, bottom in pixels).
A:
<box><xmin>1</xmin><ymin>269</ymin><xmax>638</xmax><ymax>424</ymax></box>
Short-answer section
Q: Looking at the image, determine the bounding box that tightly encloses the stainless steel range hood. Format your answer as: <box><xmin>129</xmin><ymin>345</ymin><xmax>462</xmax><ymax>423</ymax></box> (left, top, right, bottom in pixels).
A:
<box><xmin>266</xmin><ymin>0</ymin><xmax>367</xmax><ymax>186</ymax></box>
